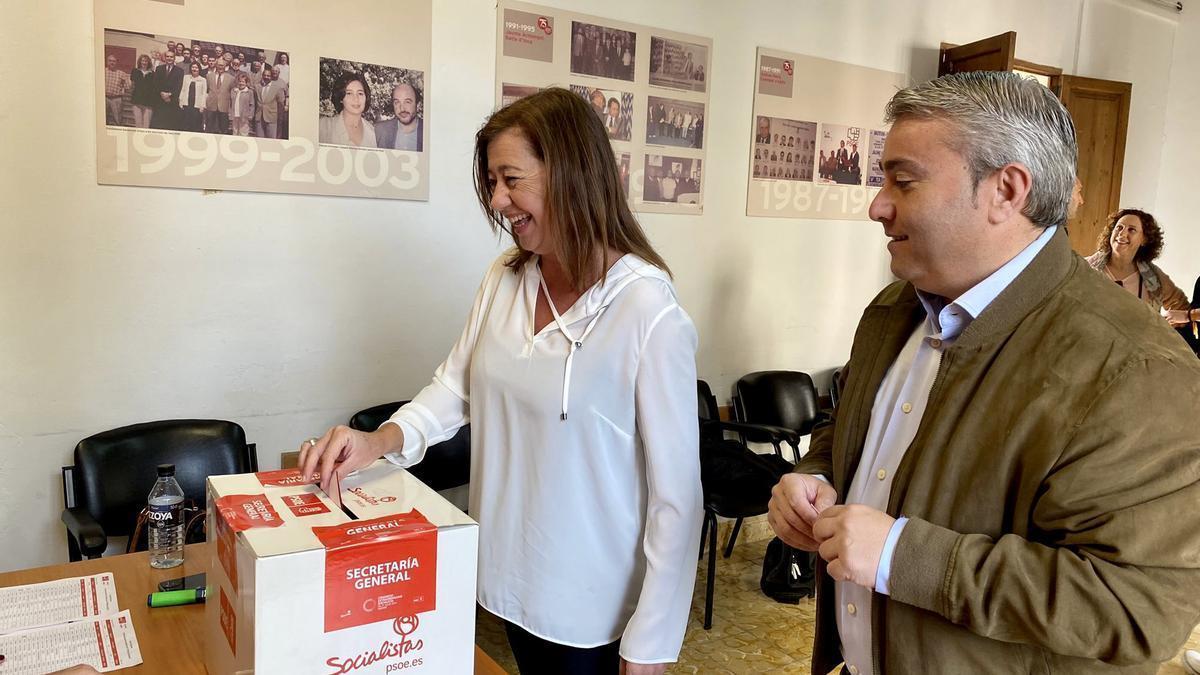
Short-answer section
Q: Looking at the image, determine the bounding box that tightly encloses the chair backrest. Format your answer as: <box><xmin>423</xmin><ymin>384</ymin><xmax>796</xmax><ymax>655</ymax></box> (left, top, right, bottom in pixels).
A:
<box><xmin>697</xmin><ymin>380</ymin><xmax>722</xmax><ymax>443</ymax></box>
<box><xmin>348</xmin><ymin>402</ymin><xmax>471</xmax><ymax>492</ymax></box>
<box><xmin>67</xmin><ymin>419</ymin><xmax>257</xmax><ymax>538</ymax></box>
<box><xmin>830</xmin><ymin>367</ymin><xmax>844</xmax><ymax>410</ymax></box>
<box><xmin>733</xmin><ymin>371</ymin><xmax>820</xmax><ymax>437</ymax></box>
<box><xmin>348</xmin><ymin>401</ymin><xmax>410</xmax><ymax>433</ymax></box>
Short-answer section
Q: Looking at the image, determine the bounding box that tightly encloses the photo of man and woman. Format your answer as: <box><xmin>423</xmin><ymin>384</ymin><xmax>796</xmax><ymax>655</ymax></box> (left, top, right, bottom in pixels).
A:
<box><xmin>643</xmin><ymin>154</ymin><xmax>701</xmax><ymax>204</ymax></box>
<box><xmin>570</xmin><ymin>22</ymin><xmax>636</xmax><ymax>81</ymax></box>
<box><xmin>571</xmin><ymin>85</ymin><xmax>633</xmax><ymax>142</ymax></box>
<box><xmin>318</xmin><ymin>57</ymin><xmax>425</xmax><ymax>151</ymax></box>
<box><xmin>102</xmin><ymin>29</ymin><xmax>289</xmax><ymax>138</ymax></box>
<box><xmin>645</xmin><ymin>96</ymin><xmax>704</xmax><ymax>149</ymax></box>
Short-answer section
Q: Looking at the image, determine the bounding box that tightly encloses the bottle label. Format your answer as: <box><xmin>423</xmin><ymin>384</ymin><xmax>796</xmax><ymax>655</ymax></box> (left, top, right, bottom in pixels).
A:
<box><xmin>148</xmin><ymin>502</ymin><xmax>181</xmax><ymax>526</ymax></box>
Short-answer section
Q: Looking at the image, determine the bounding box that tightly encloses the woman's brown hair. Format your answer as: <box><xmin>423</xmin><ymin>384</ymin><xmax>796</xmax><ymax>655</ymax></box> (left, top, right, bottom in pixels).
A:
<box><xmin>473</xmin><ymin>87</ymin><xmax>670</xmax><ymax>291</ymax></box>
<box><xmin>1095</xmin><ymin>208</ymin><xmax>1164</xmax><ymax>264</ymax></box>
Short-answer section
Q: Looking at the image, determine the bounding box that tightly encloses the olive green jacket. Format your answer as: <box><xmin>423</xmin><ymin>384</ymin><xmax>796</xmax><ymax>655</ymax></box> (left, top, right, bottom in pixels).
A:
<box><xmin>798</xmin><ymin>228</ymin><xmax>1200</xmax><ymax>674</ymax></box>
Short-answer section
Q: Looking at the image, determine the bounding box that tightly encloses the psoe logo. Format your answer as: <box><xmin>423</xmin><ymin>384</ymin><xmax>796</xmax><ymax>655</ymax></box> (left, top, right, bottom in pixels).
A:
<box><xmin>537</xmin><ymin>16</ymin><xmax>552</xmax><ymax>35</ymax></box>
<box><xmin>323</xmin><ymin>616</ymin><xmax>425</xmax><ymax>674</ymax></box>
<box><xmin>782</xmin><ymin>60</ymin><xmax>793</xmax><ymax>76</ymax></box>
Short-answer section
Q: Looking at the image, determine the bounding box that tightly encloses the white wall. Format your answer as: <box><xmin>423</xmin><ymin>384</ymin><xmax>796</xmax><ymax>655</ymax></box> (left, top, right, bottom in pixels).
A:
<box><xmin>0</xmin><ymin>0</ymin><xmax>1191</xmax><ymax>572</ymax></box>
<box><xmin>1154</xmin><ymin>1</ymin><xmax>1200</xmax><ymax>286</ymax></box>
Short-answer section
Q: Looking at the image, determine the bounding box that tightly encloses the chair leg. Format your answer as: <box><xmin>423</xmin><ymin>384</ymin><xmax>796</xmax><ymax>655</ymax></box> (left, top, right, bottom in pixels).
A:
<box><xmin>704</xmin><ymin>511</ymin><xmax>717</xmax><ymax>630</ymax></box>
<box><xmin>723</xmin><ymin>517</ymin><xmax>743</xmax><ymax>559</ymax></box>
<box><xmin>698</xmin><ymin>517</ymin><xmax>708</xmax><ymax>561</ymax></box>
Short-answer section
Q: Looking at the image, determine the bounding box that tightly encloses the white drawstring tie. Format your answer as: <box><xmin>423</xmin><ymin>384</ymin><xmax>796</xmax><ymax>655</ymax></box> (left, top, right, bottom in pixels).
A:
<box><xmin>538</xmin><ymin>272</ymin><xmax>606</xmax><ymax>421</ymax></box>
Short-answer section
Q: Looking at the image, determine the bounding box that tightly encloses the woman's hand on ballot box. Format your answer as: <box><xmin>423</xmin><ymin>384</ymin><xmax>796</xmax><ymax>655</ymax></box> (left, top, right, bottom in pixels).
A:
<box><xmin>298</xmin><ymin>423</ymin><xmax>404</xmax><ymax>495</ymax></box>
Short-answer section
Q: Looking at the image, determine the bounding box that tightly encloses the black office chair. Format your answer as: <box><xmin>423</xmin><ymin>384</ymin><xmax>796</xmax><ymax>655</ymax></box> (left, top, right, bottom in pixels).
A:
<box><xmin>348</xmin><ymin>401</ymin><xmax>471</xmax><ymax>492</ymax></box>
<box><xmin>717</xmin><ymin>371</ymin><xmax>824</xmax><ymax>560</ymax></box>
<box><xmin>696</xmin><ymin>380</ymin><xmax>797</xmax><ymax>629</ymax></box>
<box><xmin>731</xmin><ymin>370</ymin><xmax>823</xmax><ymax>461</ymax></box>
<box><xmin>61</xmin><ymin>419</ymin><xmax>258</xmax><ymax>561</ymax></box>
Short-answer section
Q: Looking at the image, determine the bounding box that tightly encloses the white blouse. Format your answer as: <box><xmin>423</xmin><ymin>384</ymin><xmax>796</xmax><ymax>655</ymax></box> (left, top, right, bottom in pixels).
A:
<box><xmin>383</xmin><ymin>252</ymin><xmax>702</xmax><ymax>664</ymax></box>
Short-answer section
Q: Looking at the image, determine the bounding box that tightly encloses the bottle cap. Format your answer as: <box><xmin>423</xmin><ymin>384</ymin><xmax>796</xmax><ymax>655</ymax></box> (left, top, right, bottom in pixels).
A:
<box><xmin>157</xmin><ymin>463</ymin><xmax>176</xmax><ymax>477</ymax></box>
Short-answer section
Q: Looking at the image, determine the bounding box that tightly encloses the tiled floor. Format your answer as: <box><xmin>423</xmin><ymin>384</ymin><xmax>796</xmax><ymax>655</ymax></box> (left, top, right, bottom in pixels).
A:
<box><xmin>476</xmin><ymin>518</ymin><xmax>1200</xmax><ymax>674</ymax></box>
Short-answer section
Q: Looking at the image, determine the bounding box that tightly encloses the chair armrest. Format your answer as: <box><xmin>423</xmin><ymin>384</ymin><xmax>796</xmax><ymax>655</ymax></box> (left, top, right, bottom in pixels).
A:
<box><xmin>62</xmin><ymin>507</ymin><xmax>107</xmax><ymax>558</ymax></box>
<box><xmin>704</xmin><ymin>420</ymin><xmax>800</xmax><ymax>445</ymax></box>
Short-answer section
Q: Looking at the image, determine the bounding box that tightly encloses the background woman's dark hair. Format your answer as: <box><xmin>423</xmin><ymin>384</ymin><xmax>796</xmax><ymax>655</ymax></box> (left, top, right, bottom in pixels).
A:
<box><xmin>473</xmin><ymin>87</ymin><xmax>670</xmax><ymax>291</ymax></box>
<box><xmin>1095</xmin><ymin>207</ymin><xmax>1164</xmax><ymax>264</ymax></box>
<box><xmin>331</xmin><ymin>72</ymin><xmax>370</xmax><ymax>115</ymax></box>
<box><xmin>137</xmin><ymin>54</ymin><xmax>152</xmax><ymax>70</ymax></box>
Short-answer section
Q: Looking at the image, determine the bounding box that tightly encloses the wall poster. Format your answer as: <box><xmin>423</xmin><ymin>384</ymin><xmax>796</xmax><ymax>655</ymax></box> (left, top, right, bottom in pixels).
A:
<box><xmin>94</xmin><ymin>0</ymin><xmax>432</xmax><ymax>200</ymax></box>
<box><xmin>496</xmin><ymin>1</ymin><xmax>712</xmax><ymax>215</ymax></box>
<box><xmin>747</xmin><ymin>48</ymin><xmax>907</xmax><ymax>220</ymax></box>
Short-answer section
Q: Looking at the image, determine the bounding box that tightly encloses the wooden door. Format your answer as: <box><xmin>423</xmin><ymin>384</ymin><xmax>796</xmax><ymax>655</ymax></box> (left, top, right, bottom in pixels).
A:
<box><xmin>1056</xmin><ymin>75</ymin><xmax>1132</xmax><ymax>256</ymax></box>
<box><xmin>938</xmin><ymin>32</ymin><xmax>1016</xmax><ymax>76</ymax></box>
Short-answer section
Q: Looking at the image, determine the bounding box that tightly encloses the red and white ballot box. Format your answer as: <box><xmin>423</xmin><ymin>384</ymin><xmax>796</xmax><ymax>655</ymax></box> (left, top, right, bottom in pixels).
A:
<box><xmin>204</xmin><ymin>459</ymin><xmax>478</xmax><ymax>674</ymax></box>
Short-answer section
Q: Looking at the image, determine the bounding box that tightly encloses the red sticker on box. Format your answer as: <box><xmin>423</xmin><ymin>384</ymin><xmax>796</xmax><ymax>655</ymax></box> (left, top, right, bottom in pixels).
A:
<box><xmin>220</xmin><ymin>586</ymin><xmax>237</xmax><ymax>655</ymax></box>
<box><xmin>255</xmin><ymin>468</ymin><xmax>320</xmax><ymax>487</ymax></box>
<box><xmin>281</xmin><ymin>492</ymin><xmax>331</xmax><ymax>517</ymax></box>
<box><xmin>215</xmin><ymin>494</ymin><xmax>285</xmax><ymax>532</ymax></box>
<box><xmin>312</xmin><ymin>511</ymin><xmax>437</xmax><ymax>633</ymax></box>
<box><xmin>215</xmin><ymin>505</ymin><xmax>239</xmax><ymax>589</ymax></box>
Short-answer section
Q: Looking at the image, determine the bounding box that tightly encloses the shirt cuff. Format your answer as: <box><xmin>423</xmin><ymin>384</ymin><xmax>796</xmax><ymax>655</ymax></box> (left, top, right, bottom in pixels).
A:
<box><xmin>380</xmin><ymin>418</ymin><xmax>422</xmax><ymax>467</ymax></box>
<box><xmin>874</xmin><ymin>516</ymin><xmax>908</xmax><ymax>595</ymax></box>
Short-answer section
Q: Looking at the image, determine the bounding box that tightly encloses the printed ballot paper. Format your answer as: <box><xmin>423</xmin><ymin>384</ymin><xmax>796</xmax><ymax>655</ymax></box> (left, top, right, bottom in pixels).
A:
<box><xmin>0</xmin><ymin>574</ymin><xmax>143</xmax><ymax>673</ymax></box>
<box><xmin>205</xmin><ymin>459</ymin><xmax>478</xmax><ymax>674</ymax></box>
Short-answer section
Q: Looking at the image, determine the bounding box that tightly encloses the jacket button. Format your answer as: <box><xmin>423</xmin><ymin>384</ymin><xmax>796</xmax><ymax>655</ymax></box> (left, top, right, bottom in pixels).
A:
<box><xmin>847</xmin><ymin>602</ymin><xmax>857</xmax><ymax>615</ymax></box>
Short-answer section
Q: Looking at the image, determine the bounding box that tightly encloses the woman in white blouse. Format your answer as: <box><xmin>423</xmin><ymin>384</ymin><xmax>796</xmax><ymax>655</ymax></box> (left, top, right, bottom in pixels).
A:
<box><xmin>299</xmin><ymin>87</ymin><xmax>702</xmax><ymax>674</ymax></box>
<box><xmin>177</xmin><ymin>62</ymin><xmax>206</xmax><ymax>133</ymax></box>
<box><xmin>318</xmin><ymin>71</ymin><xmax>375</xmax><ymax>148</ymax></box>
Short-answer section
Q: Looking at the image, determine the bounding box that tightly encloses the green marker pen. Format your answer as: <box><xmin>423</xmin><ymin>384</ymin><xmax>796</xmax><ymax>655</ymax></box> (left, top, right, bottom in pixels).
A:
<box><xmin>147</xmin><ymin>586</ymin><xmax>207</xmax><ymax>607</ymax></box>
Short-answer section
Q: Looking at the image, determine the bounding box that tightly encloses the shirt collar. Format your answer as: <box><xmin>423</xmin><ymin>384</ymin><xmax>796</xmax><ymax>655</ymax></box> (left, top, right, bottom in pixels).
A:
<box><xmin>917</xmin><ymin>225</ymin><xmax>1057</xmax><ymax>339</ymax></box>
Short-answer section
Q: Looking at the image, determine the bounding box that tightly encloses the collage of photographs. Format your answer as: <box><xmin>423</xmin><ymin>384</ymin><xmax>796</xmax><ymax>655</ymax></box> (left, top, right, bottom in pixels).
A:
<box><xmin>752</xmin><ymin>116</ymin><xmax>816</xmax><ymax>182</ymax></box>
<box><xmin>499</xmin><ymin>4</ymin><xmax>710</xmax><ymax>211</ymax></box>
<box><xmin>102</xmin><ymin>30</ymin><xmax>427</xmax><ymax>154</ymax></box>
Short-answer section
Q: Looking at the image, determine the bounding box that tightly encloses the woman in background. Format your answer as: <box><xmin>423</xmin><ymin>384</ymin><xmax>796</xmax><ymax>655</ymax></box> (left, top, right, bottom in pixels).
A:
<box><xmin>1085</xmin><ymin>208</ymin><xmax>1191</xmax><ymax>327</ymax></box>
<box><xmin>177</xmin><ymin>62</ymin><xmax>207</xmax><ymax>133</ymax></box>
<box><xmin>130</xmin><ymin>54</ymin><xmax>156</xmax><ymax>128</ymax></box>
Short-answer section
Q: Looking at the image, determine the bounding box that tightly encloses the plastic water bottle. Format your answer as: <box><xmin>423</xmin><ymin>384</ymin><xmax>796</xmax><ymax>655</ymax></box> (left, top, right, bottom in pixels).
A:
<box><xmin>148</xmin><ymin>463</ymin><xmax>185</xmax><ymax>568</ymax></box>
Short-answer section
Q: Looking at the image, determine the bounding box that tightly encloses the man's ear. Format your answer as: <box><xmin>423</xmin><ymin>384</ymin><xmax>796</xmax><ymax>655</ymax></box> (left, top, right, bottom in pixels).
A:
<box><xmin>988</xmin><ymin>162</ymin><xmax>1034</xmax><ymax>225</ymax></box>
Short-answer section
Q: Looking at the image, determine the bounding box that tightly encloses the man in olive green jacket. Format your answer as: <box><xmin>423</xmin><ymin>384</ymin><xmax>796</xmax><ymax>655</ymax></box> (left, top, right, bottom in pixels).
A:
<box><xmin>769</xmin><ymin>71</ymin><xmax>1200</xmax><ymax>674</ymax></box>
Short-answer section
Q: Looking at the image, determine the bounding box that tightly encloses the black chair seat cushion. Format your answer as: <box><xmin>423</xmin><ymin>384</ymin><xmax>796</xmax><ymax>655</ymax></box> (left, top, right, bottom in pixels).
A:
<box><xmin>700</xmin><ymin>438</ymin><xmax>792</xmax><ymax>518</ymax></box>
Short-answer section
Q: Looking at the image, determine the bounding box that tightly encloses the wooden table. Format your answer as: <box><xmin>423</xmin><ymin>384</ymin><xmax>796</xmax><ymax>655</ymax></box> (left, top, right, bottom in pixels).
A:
<box><xmin>0</xmin><ymin>544</ymin><xmax>506</xmax><ymax>674</ymax></box>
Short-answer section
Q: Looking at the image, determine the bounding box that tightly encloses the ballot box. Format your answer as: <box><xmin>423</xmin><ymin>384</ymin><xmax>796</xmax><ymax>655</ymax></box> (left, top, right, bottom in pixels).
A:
<box><xmin>205</xmin><ymin>459</ymin><xmax>478</xmax><ymax>674</ymax></box>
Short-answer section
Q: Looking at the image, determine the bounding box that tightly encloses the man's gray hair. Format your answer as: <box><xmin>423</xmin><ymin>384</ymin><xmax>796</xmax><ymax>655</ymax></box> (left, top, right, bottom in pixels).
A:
<box><xmin>885</xmin><ymin>71</ymin><xmax>1077</xmax><ymax>228</ymax></box>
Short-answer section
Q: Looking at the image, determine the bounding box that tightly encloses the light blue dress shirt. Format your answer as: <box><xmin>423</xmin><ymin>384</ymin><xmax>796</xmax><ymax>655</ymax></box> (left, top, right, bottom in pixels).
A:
<box><xmin>833</xmin><ymin>226</ymin><xmax>1057</xmax><ymax>675</ymax></box>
